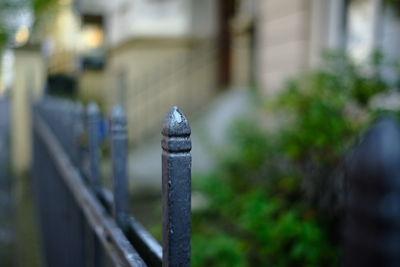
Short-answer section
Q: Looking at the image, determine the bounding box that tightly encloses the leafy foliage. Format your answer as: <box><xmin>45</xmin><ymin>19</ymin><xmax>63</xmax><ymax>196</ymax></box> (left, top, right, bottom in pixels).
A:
<box><xmin>32</xmin><ymin>0</ymin><xmax>56</xmax><ymax>16</ymax></box>
<box><xmin>192</xmin><ymin>53</ymin><xmax>396</xmax><ymax>266</ymax></box>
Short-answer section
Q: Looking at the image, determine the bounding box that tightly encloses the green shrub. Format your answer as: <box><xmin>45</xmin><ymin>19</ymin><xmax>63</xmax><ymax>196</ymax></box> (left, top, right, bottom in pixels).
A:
<box><xmin>192</xmin><ymin>53</ymin><xmax>397</xmax><ymax>266</ymax></box>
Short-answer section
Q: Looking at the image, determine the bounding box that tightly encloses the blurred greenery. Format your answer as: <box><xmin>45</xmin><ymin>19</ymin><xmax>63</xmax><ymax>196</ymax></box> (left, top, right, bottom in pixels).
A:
<box><xmin>0</xmin><ymin>0</ymin><xmax>56</xmax><ymax>50</ymax></box>
<box><xmin>385</xmin><ymin>0</ymin><xmax>400</xmax><ymax>14</ymax></box>
<box><xmin>191</xmin><ymin>52</ymin><xmax>398</xmax><ymax>266</ymax></box>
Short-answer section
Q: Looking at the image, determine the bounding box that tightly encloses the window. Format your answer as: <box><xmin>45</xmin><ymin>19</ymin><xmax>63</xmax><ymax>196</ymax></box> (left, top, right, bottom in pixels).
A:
<box><xmin>345</xmin><ymin>0</ymin><xmax>400</xmax><ymax>84</ymax></box>
<box><xmin>346</xmin><ymin>0</ymin><xmax>376</xmax><ymax>63</ymax></box>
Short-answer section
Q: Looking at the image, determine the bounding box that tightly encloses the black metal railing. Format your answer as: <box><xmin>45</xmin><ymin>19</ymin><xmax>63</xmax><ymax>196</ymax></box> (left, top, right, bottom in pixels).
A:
<box><xmin>344</xmin><ymin>116</ymin><xmax>400</xmax><ymax>266</ymax></box>
<box><xmin>32</xmin><ymin>96</ymin><xmax>192</xmax><ymax>266</ymax></box>
<box><xmin>31</xmin><ymin>96</ymin><xmax>400</xmax><ymax>266</ymax></box>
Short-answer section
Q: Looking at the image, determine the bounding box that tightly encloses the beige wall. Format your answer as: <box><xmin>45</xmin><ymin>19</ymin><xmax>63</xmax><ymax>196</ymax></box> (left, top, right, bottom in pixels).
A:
<box><xmin>12</xmin><ymin>47</ymin><xmax>45</xmax><ymax>174</ymax></box>
<box><xmin>107</xmin><ymin>0</ymin><xmax>191</xmax><ymax>46</ymax></box>
<box><xmin>257</xmin><ymin>0</ymin><xmax>313</xmax><ymax>95</ymax></box>
<box><xmin>78</xmin><ymin>70</ymin><xmax>106</xmax><ymax>108</ymax></box>
<box><xmin>232</xmin><ymin>33</ymin><xmax>252</xmax><ymax>88</ymax></box>
<box><xmin>106</xmin><ymin>0</ymin><xmax>217</xmax><ymax>46</ymax></box>
<box><xmin>256</xmin><ymin>0</ymin><xmax>347</xmax><ymax>95</ymax></box>
<box><xmin>105</xmin><ymin>39</ymin><xmax>218</xmax><ymax>143</ymax></box>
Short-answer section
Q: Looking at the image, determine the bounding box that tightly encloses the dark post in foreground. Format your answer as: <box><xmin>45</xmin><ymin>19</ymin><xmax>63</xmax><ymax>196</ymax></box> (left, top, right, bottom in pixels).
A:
<box><xmin>345</xmin><ymin>117</ymin><xmax>400</xmax><ymax>266</ymax></box>
<box><xmin>87</xmin><ymin>102</ymin><xmax>102</xmax><ymax>190</ymax></box>
<box><xmin>162</xmin><ymin>106</ymin><xmax>192</xmax><ymax>267</ymax></box>
<box><xmin>73</xmin><ymin>103</ymin><xmax>84</xmax><ymax>170</ymax></box>
<box><xmin>111</xmin><ymin>106</ymin><xmax>129</xmax><ymax>230</ymax></box>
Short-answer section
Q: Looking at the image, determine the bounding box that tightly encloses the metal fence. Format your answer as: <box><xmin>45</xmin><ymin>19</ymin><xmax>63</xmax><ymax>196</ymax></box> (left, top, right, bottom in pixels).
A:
<box><xmin>32</xmin><ymin>96</ymin><xmax>191</xmax><ymax>266</ymax></box>
<box><xmin>344</xmin><ymin>116</ymin><xmax>400</xmax><ymax>266</ymax></box>
<box><xmin>31</xmin><ymin>96</ymin><xmax>400</xmax><ymax>266</ymax></box>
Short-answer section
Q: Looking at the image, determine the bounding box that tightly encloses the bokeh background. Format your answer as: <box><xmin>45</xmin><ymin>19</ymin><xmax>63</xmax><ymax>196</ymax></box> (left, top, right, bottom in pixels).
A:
<box><xmin>1</xmin><ymin>0</ymin><xmax>400</xmax><ymax>266</ymax></box>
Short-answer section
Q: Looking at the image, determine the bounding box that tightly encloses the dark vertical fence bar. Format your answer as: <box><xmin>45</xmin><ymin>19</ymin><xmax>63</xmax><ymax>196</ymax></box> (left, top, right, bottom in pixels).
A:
<box><xmin>73</xmin><ymin>103</ymin><xmax>84</xmax><ymax>170</ymax></box>
<box><xmin>34</xmin><ymin>98</ymin><xmax>193</xmax><ymax>266</ymax></box>
<box><xmin>161</xmin><ymin>106</ymin><xmax>192</xmax><ymax>267</ymax></box>
<box><xmin>86</xmin><ymin>102</ymin><xmax>104</xmax><ymax>267</ymax></box>
<box><xmin>34</xmin><ymin>109</ymin><xmax>146</xmax><ymax>266</ymax></box>
<box><xmin>33</xmin><ymin>103</ymin><xmax>86</xmax><ymax>267</ymax></box>
<box><xmin>111</xmin><ymin>106</ymin><xmax>129</xmax><ymax>230</ymax></box>
<box><xmin>344</xmin><ymin>116</ymin><xmax>400</xmax><ymax>266</ymax></box>
<box><xmin>87</xmin><ymin>102</ymin><xmax>101</xmax><ymax>190</ymax></box>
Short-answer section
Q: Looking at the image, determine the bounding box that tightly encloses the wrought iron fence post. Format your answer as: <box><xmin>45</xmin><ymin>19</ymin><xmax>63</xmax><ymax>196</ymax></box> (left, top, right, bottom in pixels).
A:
<box><xmin>111</xmin><ymin>106</ymin><xmax>129</xmax><ymax>230</ymax></box>
<box><xmin>66</xmin><ymin>101</ymin><xmax>75</xmax><ymax>159</ymax></box>
<box><xmin>345</xmin><ymin>116</ymin><xmax>400</xmax><ymax>266</ymax></box>
<box><xmin>73</xmin><ymin>103</ymin><xmax>84</xmax><ymax>170</ymax></box>
<box><xmin>161</xmin><ymin>106</ymin><xmax>191</xmax><ymax>267</ymax></box>
<box><xmin>87</xmin><ymin>102</ymin><xmax>102</xmax><ymax>190</ymax></box>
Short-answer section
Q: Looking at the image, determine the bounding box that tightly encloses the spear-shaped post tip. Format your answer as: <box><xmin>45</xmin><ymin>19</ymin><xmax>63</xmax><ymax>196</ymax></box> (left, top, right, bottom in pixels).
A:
<box><xmin>87</xmin><ymin>102</ymin><xmax>99</xmax><ymax>115</ymax></box>
<box><xmin>162</xmin><ymin>106</ymin><xmax>191</xmax><ymax>137</ymax></box>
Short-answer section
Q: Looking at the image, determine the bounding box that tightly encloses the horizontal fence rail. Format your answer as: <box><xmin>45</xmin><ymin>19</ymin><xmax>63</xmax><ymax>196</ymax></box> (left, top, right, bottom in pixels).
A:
<box><xmin>32</xmin><ymin>96</ymin><xmax>192</xmax><ymax>267</ymax></box>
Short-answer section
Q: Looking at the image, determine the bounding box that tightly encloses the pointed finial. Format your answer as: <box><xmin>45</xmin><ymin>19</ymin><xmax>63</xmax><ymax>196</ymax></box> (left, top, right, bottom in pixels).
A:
<box><xmin>87</xmin><ymin>102</ymin><xmax>99</xmax><ymax>115</ymax></box>
<box><xmin>161</xmin><ymin>106</ymin><xmax>192</xmax><ymax>266</ymax></box>
<box><xmin>162</xmin><ymin>107</ymin><xmax>191</xmax><ymax>153</ymax></box>
<box><xmin>111</xmin><ymin>106</ymin><xmax>127</xmax><ymax>126</ymax></box>
<box><xmin>162</xmin><ymin>106</ymin><xmax>191</xmax><ymax>137</ymax></box>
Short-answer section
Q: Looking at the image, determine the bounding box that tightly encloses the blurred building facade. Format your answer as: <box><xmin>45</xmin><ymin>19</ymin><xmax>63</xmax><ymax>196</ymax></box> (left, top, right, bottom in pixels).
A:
<box><xmin>29</xmin><ymin>0</ymin><xmax>258</xmax><ymax>143</ymax></box>
<box><xmin>32</xmin><ymin>0</ymin><xmax>221</xmax><ymax>142</ymax></box>
<box><xmin>102</xmin><ymin>0</ymin><xmax>219</xmax><ymax>141</ymax></box>
<box><xmin>257</xmin><ymin>0</ymin><xmax>400</xmax><ymax>95</ymax></box>
<box><xmin>23</xmin><ymin>0</ymin><xmax>400</xmax><ymax>144</ymax></box>
<box><xmin>9</xmin><ymin>0</ymin><xmax>400</xmax><ymax>174</ymax></box>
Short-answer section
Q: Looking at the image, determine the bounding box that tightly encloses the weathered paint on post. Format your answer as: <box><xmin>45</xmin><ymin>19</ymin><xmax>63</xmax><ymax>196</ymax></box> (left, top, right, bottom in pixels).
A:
<box><xmin>161</xmin><ymin>106</ymin><xmax>191</xmax><ymax>267</ymax></box>
<box><xmin>87</xmin><ymin>102</ymin><xmax>101</xmax><ymax>190</ymax></box>
<box><xmin>111</xmin><ymin>106</ymin><xmax>129</xmax><ymax>230</ymax></box>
